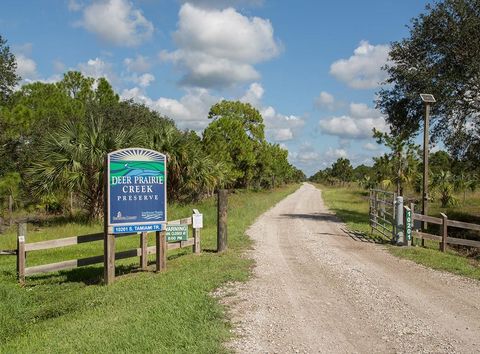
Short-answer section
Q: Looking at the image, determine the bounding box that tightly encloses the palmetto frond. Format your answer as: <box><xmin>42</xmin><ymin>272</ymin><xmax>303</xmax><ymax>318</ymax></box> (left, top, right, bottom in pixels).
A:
<box><xmin>27</xmin><ymin>115</ymin><xmax>131</xmax><ymax>219</ymax></box>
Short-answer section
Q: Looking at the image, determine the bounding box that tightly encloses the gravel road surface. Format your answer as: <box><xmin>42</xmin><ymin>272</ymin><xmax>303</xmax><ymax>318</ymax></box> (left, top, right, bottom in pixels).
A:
<box><xmin>221</xmin><ymin>183</ymin><xmax>480</xmax><ymax>353</ymax></box>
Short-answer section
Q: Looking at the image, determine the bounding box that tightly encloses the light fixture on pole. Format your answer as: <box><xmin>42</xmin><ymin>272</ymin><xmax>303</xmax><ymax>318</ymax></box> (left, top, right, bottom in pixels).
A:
<box><xmin>420</xmin><ymin>93</ymin><xmax>436</xmax><ymax>238</ymax></box>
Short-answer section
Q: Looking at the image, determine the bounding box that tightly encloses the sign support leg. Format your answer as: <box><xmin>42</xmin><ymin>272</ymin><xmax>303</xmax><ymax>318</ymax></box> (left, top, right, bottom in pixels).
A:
<box><xmin>140</xmin><ymin>231</ymin><xmax>148</xmax><ymax>270</ymax></box>
<box><xmin>156</xmin><ymin>230</ymin><xmax>167</xmax><ymax>272</ymax></box>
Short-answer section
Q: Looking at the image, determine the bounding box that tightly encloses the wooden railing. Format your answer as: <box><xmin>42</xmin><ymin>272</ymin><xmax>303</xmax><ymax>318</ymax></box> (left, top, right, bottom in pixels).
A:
<box><xmin>16</xmin><ymin>212</ymin><xmax>201</xmax><ymax>285</ymax></box>
<box><xmin>405</xmin><ymin>207</ymin><xmax>480</xmax><ymax>251</ymax></box>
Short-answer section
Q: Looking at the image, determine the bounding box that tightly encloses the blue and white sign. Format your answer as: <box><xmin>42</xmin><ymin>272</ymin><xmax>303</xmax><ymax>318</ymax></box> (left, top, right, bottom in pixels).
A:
<box><xmin>107</xmin><ymin>148</ymin><xmax>167</xmax><ymax>234</ymax></box>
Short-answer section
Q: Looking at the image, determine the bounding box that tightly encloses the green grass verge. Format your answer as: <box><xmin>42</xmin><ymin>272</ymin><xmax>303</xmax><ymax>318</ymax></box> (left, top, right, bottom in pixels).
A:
<box><xmin>0</xmin><ymin>184</ymin><xmax>299</xmax><ymax>353</ymax></box>
<box><xmin>315</xmin><ymin>183</ymin><xmax>480</xmax><ymax>281</ymax></box>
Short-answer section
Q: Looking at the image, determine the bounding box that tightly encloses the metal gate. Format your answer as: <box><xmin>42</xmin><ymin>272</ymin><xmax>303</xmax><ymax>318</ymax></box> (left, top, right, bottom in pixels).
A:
<box><xmin>369</xmin><ymin>189</ymin><xmax>396</xmax><ymax>241</ymax></box>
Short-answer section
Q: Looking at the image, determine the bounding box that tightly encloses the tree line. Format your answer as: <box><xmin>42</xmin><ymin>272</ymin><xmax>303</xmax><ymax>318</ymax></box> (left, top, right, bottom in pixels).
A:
<box><xmin>0</xmin><ymin>37</ymin><xmax>305</xmax><ymax>220</ymax></box>
<box><xmin>309</xmin><ymin>149</ymin><xmax>478</xmax><ymax>208</ymax></box>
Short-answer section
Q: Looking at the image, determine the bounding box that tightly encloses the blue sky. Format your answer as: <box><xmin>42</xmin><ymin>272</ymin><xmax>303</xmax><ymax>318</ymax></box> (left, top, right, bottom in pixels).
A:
<box><xmin>1</xmin><ymin>0</ymin><xmax>431</xmax><ymax>175</ymax></box>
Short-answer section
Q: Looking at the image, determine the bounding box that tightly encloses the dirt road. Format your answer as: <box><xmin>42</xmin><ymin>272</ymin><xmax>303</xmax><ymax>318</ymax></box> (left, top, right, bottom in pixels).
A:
<box><xmin>222</xmin><ymin>183</ymin><xmax>480</xmax><ymax>353</ymax></box>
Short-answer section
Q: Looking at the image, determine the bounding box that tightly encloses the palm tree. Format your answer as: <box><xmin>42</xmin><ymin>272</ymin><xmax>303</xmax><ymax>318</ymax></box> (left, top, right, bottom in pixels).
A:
<box><xmin>148</xmin><ymin>124</ymin><xmax>232</xmax><ymax>202</ymax></box>
<box><xmin>27</xmin><ymin>115</ymin><xmax>131</xmax><ymax>220</ymax></box>
<box><xmin>432</xmin><ymin>171</ymin><xmax>458</xmax><ymax>208</ymax></box>
<box><xmin>454</xmin><ymin>172</ymin><xmax>477</xmax><ymax>204</ymax></box>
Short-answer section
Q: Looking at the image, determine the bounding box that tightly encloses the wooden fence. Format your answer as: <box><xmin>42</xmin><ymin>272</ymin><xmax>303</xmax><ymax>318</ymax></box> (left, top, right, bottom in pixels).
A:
<box><xmin>16</xmin><ymin>211</ymin><xmax>201</xmax><ymax>285</ymax></box>
<box><xmin>404</xmin><ymin>205</ymin><xmax>480</xmax><ymax>251</ymax></box>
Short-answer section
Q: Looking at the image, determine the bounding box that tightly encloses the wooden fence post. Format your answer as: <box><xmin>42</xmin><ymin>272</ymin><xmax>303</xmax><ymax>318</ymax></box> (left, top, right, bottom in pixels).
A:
<box><xmin>104</xmin><ymin>233</ymin><xmax>115</xmax><ymax>285</ymax></box>
<box><xmin>193</xmin><ymin>227</ymin><xmax>201</xmax><ymax>255</ymax></box>
<box><xmin>440</xmin><ymin>213</ymin><xmax>448</xmax><ymax>252</ymax></box>
<box><xmin>156</xmin><ymin>229</ymin><xmax>167</xmax><ymax>272</ymax></box>
<box><xmin>17</xmin><ymin>222</ymin><xmax>26</xmax><ymax>285</ymax></box>
<box><xmin>140</xmin><ymin>232</ymin><xmax>148</xmax><ymax>270</ymax></box>
<box><xmin>217</xmin><ymin>189</ymin><xmax>228</xmax><ymax>253</ymax></box>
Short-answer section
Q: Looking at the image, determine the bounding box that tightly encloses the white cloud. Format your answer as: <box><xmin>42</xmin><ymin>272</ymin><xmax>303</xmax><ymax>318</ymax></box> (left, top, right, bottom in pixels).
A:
<box><xmin>120</xmin><ymin>81</ymin><xmax>302</xmax><ymax>140</ymax></box>
<box><xmin>78</xmin><ymin>57</ymin><xmax>115</xmax><ymax>81</ymax></box>
<box><xmin>330</xmin><ymin>41</ymin><xmax>389</xmax><ymax>89</ymax></box>
<box><xmin>134</xmin><ymin>73</ymin><xmax>155</xmax><ymax>88</ymax></box>
<box><xmin>180</xmin><ymin>0</ymin><xmax>264</xmax><ymax>9</ymax></box>
<box><xmin>349</xmin><ymin>102</ymin><xmax>382</xmax><ymax>119</ymax></box>
<box><xmin>121</xmin><ymin>86</ymin><xmax>145</xmax><ymax>101</ymax></box>
<box><xmin>16</xmin><ymin>54</ymin><xmax>37</xmax><ymax>79</ymax></box>
<box><xmin>319</xmin><ymin>115</ymin><xmax>387</xmax><ymax>139</ymax></box>
<box><xmin>124</xmin><ymin>55</ymin><xmax>151</xmax><ymax>73</ymax></box>
<box><xmin>325</xmin><ymin>147</ymin><xmax>348</xmax><ymax>159</ymax></box>
<box><xmin>13</xmin><ymin>43</ymin><xmax>37</xmax><ymax>80</ymax></box>
<box><xmin>288</xmin><ymin>143</ymin><xmax>322</xmax><ymax>173</ymax></box>
<box><xmin>241</xmin><ymin>83</ymin><xmax>304</xmax><ymax>142</ymax></box>
<box><xmin>79</xmin><ymin>0</ymin><xmax>153</xmax><ymax>47</ymax></box>
<box><xmin>319</xmin><ymin>101</ymin><xmax>388</xmax><ymax>140</ymax></box>
<box><xmin>240</xmin><ymin>82</ymin><xmax>264</xmax><ymax>108</ymax></box>
<box><xmin>161</xmin><ymin>50</ymin><xmax>260</xmax><ymax>87</ymax></box>
<box><xmin>363</xmin><ymin>142</ymin><xmax>379</xmax><ymax>151</ymax></box>
<box><xmin>68</xmin><ymin>0</ymin><xmax>83</xmax><ymax>11</ymax></box>
<box><xmin>272</xmin><ymin>128</ymin><xmax>293</xmax><ymax>141</ymax></box>
<box><xmin>121</xmin><ymin>87</ymin><xmax>220</xmax><ymax>130</ymax></box>
<box><xmin>262</xmin><ymin>105</ymin><xmax>304</xmax><ymax>142</ymax></box>
<box><xmin>289</xmin><ymin>143</ymin><xmax>355</xmax><ymax>176</ymax></box>
<box><xmin>315</xmin><ymin>91</ymin><xmax>335</xmax><ymax>109</ymax></box>
<box><xmin>161</xmin><ymin>3</ymin><xmax>281</xmax><ymax>88</ymax></box>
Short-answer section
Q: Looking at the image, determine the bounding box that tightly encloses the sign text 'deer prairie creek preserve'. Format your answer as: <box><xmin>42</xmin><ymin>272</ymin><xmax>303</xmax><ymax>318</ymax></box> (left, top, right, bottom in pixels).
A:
<box><xmin>107</xmin><ymin>148</ymin><xmax>167</xmax><ymax>234</ymax></box>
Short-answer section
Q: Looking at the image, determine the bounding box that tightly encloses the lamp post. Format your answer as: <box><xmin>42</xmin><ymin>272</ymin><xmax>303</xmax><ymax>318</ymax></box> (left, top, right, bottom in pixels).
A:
<box><xmin>420</xmin><ymin>93</ymin><xmax>436</xmax><ymax>243</ymax></box>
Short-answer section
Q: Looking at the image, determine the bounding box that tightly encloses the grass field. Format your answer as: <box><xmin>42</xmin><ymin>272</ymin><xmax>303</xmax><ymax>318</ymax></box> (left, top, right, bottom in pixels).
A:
<box><xmin>0</xmin><ymin>184</ymin><xmax>299</xmax><ymax>353</ymax></box>
<box><xmin>316</xmin><ymin>183</ymin><xmax>480</xmax><ymax>281</ymax></box>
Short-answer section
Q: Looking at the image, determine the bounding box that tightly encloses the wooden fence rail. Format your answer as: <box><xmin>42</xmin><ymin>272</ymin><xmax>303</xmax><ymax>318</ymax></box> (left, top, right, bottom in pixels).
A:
<box><xmin>17</xmin><ymin>211</ymin><xmax>202</xmax><ymax>285</ymax></box>
<box><xmin>408</xmin><ymin>209</ymin><xmax>480</xmax><ymax>251</ymax></box>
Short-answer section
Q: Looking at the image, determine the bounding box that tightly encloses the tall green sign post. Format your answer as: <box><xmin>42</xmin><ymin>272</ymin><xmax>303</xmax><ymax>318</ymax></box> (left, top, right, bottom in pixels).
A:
<box><xmin>104</xmin><ymin>148</ymin><xmax>167</xmax><ymax>285</ymax></box>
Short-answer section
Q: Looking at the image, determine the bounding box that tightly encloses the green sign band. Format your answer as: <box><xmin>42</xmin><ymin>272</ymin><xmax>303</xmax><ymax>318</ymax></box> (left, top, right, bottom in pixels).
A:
<box><xmin>405</xmin><ymin>209</ymin><xmax>412</xmax><ymax>241</ymax></box>
<box><xmin>166</xmin><ymin>224</ymin><xmax>188</xmax><ymax>242</ymax></box>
